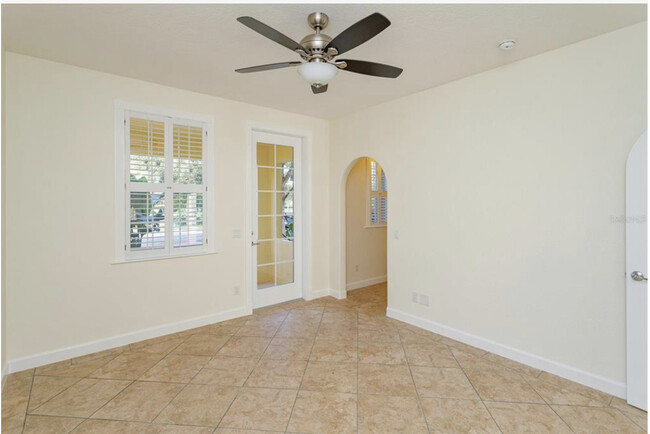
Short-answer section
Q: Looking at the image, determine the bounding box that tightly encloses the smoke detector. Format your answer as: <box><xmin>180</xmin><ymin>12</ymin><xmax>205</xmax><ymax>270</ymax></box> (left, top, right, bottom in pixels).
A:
<box><xmin>499</xmin><ymin>40</ymin><xmax>516</xmax><ymax>50</ymax></box>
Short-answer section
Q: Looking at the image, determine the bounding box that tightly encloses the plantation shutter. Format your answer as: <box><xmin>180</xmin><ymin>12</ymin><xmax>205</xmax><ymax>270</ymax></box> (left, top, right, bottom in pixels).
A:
<box><xmin>125</xmin><ymin>111</ymin><xmax>207</xmax><ymax>258</ymax></box>
<box><xmin>368</xmin><ymin>158</ymin><xmax>387</xmax><ymax>226</ymax></box>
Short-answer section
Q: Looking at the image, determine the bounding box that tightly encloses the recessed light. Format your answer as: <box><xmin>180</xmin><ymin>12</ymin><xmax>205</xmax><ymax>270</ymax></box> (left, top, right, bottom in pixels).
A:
<box><xmin>499</xmin><ymin>40</ymin><xmax>516</xmax><ymax>50</ymax></box>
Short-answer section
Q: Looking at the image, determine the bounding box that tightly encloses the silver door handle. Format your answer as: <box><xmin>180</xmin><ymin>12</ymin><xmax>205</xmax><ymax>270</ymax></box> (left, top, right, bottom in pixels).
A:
<box><xmin>251</xmin><ymin>241</ymin><xmax>259</xmax><ymax>246</ymax></box>
<box><xmin>631</xmin><ymin>271</ymin><xmax>648</xmax><ymax>282</ymax></box>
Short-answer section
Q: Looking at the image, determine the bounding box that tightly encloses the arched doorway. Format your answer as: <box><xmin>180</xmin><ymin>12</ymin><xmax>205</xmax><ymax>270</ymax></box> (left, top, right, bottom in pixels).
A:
<box><xmin>343</xmin><ymin>157</ymin><xmax>388</xmax><ymax>301</ymax></box>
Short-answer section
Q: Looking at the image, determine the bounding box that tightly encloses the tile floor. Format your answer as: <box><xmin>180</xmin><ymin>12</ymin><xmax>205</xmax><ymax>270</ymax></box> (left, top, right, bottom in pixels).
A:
<box><xmin>2</xmin><ymin>283</ymin><xmax>647</xmax><ymax>433</ymax></box>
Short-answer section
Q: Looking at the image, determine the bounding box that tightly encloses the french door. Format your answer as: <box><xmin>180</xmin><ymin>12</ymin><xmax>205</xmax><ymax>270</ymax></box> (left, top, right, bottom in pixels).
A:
<box><xmin>251</xmin><ymin>131</ymin><xmax>302</xmax><ymax>308</ymax></box>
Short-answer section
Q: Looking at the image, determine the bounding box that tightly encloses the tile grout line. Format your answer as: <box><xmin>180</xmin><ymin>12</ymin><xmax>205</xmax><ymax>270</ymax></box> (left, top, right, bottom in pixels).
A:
<box><xmin>397</xmin><ymin>322</ymin><xmax>432</xmax><ymax>433</ymax></box>
<box><xmin>19</xmin><ymin>371</ymin><xmax>36</xmax><ymax>434</ymax></box>
<box><xmin>519</xmin><ymin>372</ymin><xmax>576</xmax><ymax>433</ymax></box>
<box><xmin>451</xmin><ymin>350</ymin><xmax>504</xmax><ymax>434</ymax></box>
<box><xmin>284</xmin><ymin>303</ymin><xmax>325</xmax><ymax>433</ymax></box>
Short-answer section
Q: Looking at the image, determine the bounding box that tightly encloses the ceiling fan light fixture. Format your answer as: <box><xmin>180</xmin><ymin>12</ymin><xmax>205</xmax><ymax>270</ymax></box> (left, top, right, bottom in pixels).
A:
<box><xmin>297</xmin><ymin>62</ymin><xmax>338</xmax><ymax>87</ymax></box>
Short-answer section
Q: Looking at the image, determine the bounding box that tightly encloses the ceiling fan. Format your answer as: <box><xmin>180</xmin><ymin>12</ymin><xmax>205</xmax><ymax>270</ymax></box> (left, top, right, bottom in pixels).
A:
<box><xmin>235</xmin><ymin>12</ymin><xmax>403</xmax><ymax>94</ymax></box>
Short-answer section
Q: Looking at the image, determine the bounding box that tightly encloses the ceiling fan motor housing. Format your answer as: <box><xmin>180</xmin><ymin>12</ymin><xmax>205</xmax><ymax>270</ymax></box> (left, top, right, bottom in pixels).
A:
<box><xmin>301</xmin><ymin>13</ymin><xmax>333</xmax><ymax>53</ymax></box>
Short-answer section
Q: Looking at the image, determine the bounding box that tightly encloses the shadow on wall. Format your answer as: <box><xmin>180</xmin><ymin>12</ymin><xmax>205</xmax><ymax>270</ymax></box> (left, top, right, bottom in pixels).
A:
<box><xmin>344</xmin><ymin>157</ymin><xmax>388</xmax><ymax>292</ymax></box>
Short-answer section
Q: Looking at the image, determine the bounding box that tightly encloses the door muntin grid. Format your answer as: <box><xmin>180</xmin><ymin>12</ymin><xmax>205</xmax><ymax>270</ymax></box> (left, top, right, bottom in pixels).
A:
<box><xmin>256</xmin><ymin>142</ymin><xmax>295</xmax><ymax>289</ymax></box>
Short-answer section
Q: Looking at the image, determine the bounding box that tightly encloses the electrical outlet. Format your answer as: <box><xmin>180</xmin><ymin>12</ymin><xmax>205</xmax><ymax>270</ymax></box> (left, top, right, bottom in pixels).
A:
<box><xmin>418</xmin><ymin>294</ymin><xmax>429</xmax><ymax>306</ymax></box>
<box><xmin>411</xmin><ymin>292</ymin><xmax>418</xmax><ymax>303</ymax></box>
<box><xmin>233</xmin><ymin>285</ymin><xmax>240</xmax><ymax>295</ymax></box>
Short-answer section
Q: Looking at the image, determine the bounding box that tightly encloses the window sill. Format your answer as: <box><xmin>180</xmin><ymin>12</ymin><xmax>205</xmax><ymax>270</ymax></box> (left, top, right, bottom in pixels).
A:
<box><xmin>364</xmin><ymin>224</ymin><xmax>387</xmax><ymax>229</ymax></box>
<box><xmin>112</xmin><ymin>250</ymin><xmax>218</xmax><ymax>265</ymax></box>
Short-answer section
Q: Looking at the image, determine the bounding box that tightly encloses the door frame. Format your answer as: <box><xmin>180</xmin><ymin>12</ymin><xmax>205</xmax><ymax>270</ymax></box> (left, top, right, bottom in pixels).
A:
<box><xmin>626</xmin><ymin>131</ymin><xmax>647</xmax><ymax>410</ymax></box>
<box><xmin>244</xmin><ymin>122</ymin><xmax>313</xmax><ymax>312</ymax></box>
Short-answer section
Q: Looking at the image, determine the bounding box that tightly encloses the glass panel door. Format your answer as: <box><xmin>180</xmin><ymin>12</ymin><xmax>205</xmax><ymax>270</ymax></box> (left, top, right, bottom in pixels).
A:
<box><xmin>252</xmin><ymin>132</ymin><xmax>301</xmax><ymax>308</ymax></box>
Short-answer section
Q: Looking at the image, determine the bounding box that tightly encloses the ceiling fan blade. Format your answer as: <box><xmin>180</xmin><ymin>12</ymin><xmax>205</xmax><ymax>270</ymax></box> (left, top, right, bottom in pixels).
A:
<box><xmin>339</xmin><ymin>59</ymin><xmax>403</xmax><ymax>78</ymax></box>
<box><xmin>236</xmin><ymin>62</ymin><xmax>302</xmax><ymax>73</ymax></box>
<box><xmin>311</xmin><ymin>84</ymin><xmax>328</xmax><ymax>94</ymax></box>
<box><xmin>237</xmin><ymin>16</ymin><xmax>305</xmax><ymax>53</ymax></box>
<box><xmin>325</xmin><ymin>13</ymin><xmax>391</xmax><ymax>56</ymax></box>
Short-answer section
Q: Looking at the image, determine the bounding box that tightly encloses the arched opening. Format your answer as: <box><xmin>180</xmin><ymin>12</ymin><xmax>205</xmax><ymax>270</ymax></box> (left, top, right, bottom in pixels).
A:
<box><xmin>343</xmin><ymin>157</ymin><xmax>388</xmax><ymax>305</ymax></box>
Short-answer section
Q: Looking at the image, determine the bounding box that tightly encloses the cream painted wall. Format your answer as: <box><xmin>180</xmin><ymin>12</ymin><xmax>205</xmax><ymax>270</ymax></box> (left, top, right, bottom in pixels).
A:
<box><xmin>345</xmin><ymin>158</ymin><xmax>387</xmax><ymax>287</ymax></box>
<box><xmin>4</xmin><ymin>52</ymin><xmax>330</xmax><ymax>362</ymax></box>
<box><xmin>330</xmin><ymin>23</ymin><xmax>647</xmax><ymax>385</ymax></box>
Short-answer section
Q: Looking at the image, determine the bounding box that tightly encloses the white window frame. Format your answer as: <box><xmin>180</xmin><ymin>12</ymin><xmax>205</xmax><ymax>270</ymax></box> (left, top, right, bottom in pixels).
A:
<box><xmin>366</xmin><ymin>158</ymin><xmax>387</xmax><ymax>228</ymax></box>
<box><xmin>114</xmin><ymin>101</ymin><xmax>215</xmax><ymax>262</ymax></box>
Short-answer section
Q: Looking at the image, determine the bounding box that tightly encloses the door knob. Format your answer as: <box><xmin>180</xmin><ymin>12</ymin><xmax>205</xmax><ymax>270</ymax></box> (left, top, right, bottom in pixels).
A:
<box><xmin>251</xmin><ymin>241</ymin><xmax>260</xmax><ymax>246</ymax></box>
<box><xmin>631</xmin><ymin>271</ymin><xmax>648</xmax><ymax>282</ymax></box>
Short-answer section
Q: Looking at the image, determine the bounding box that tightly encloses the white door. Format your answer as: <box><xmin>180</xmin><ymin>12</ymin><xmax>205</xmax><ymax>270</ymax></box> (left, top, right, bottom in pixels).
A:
<box><xmin>626</xmin><ymin>131</ymin><xmax>647</xmax><ymax>410</ymax></box>
<box><xmin>251</xmin><ymin>131</ymin><xmax>302</xmax><ymax>309</ymax></box>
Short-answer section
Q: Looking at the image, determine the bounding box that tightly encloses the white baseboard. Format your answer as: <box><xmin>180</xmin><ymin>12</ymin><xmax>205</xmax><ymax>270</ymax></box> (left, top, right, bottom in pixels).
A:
<box><xmin>346</xmin><ymin>275</ymin><xmax>387</xmax><ymax>291</ymax></box>
<box><xmin>329</xmin><ymin>288</ymin><xmax>347</xmax><ymax>300</ymax></box>
<box><xmin>386</xmin><ymin>307</ymin><xmax>627</xmax><ymax>399</ymax></box>
<box><xmin>1</xmin><ymin>363</ymin><xmax>7</xmax><ymax>389</ymax></box>
<box><xmin>6</xmin><ymin>306</ymin><xmax>251</xmax><ymax>374</ymax></box>
<box><xmin>306</xmin><ymin>288</ymin><xmax>331</xmax><ymax>301</ymax></box>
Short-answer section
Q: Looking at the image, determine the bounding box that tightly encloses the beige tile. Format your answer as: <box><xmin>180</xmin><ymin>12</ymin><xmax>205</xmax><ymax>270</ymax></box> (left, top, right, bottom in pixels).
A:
<box><xmin>287</xmin><ymin>390</ymin><xmax>357</xmax><ymax>434</ymax></box>
<box><xmin>440</xmin><ymin>341</ymin><xmax>487</xmax><ymax>359</ymax></box>
<box><xmin>262</xmin><ymin>337</ymin><xmax>313</xmax><ymax>360</ymax></box>
<box><xmin>301</xmin><ymin>361</ymin><xmax>357</xmax><ymax>393</ymax></box>
<box><xmin>276</xmin><ymin>321</ymin><xmax>320</xmax><ymax>338</ymax></box>
<box><xmin>357</xmin><ymin>324</ymin><xmax>400</xmax><ymax>342</ymax></box>
<box><xmin>35</xmin><ymin>354</ymin><xmax>116</xmax><ymax>378</ymax></box>
<box><xmin>219</xmin><ymin>387</ymin><xmax>297</xmax><ymax>431</ymax></box>
<box><xmin>217</xmin><ymin>336</ymin><xmax>271</xmax><ymax>358</ymax></box>
<box><xmin>525</xmin><ymin>371</ymin><xmax>612</xmax><ymax>407</ymax></box>
<box><xmin>72</xmin><ymin>419</ymin><xmax>148</xmax><ymax>433</ymax></box>
<box><xmin>411</xmin><ymin>367</ymin><xmax>479</xmax><ymax>399</ymax></box>
<box><xmin>465</xmin><ymin>369</ymin><xmax>545</xmax><ymax>403</ymax></box>
<box><xmin>452</xmin><ymin>348</ymin><xmax>510</xmax><ymax>371</ymax></box>
<box><xmin>610</xmin><ymin>397</ymin><xmax>648</xmax><ymax>430</ymax></box>
<box><xmin>203</xmin><ymin>323</ymin><xmax>244</xmax><ymax>336</ymax></box>
<box><xmin>552</xmin><ymin>405</ymin><xmax>646</xmax><ymax>433</ymax></box>
<box><xmin>191</xmin><ymin>356</ymin><xmax>258</xmax><ymax>386</ymax></box>
<box><xmin>486</xmin><ymin>402</ymin><xmax>572</xmax><ymax>433</ymax></box>
<box><xmin>403</xmin><ymin>342</ymin><xmax>459</xmax><ymax>367</ymax></box>
<box><xmin>245</xmin><ymin>358</ymin><xmax>307</xmax><ymax>389</ymax></box>
<box><xmin>236</xmin><ymin>323</ymin><xmax>281</xmax><ymax>337</ymax></box>
<box><xmin>128</xmin><ymin>336</ymin><xmax>185</xmax><ymax>354</ymax></box>
<box><xmin>398</xmin><ymin>327</ymin><xmax>439</xmax><ymax>345</ymax></box>
<box><xmin>317</xmin><ymin>324</ymin><xmax>358</xmax><ymax>340</ymax></box>
<box><xmin>91</xmin><ymin>381</ymin><xmax>183</xmax><ymax>422</ymax></box>
<box><xmin>482</xmin><ymin>353</ymin><xmax>542</xmax><ymax>377</ymax></box>
<box><xmin>310</xmin><ymin>339</ymin><xmax>357</xmax><ymax>363</ymax></box>
<box><xmin>140</xmin><ymin>355</ymin><xmax>210</xmax><ymax>383</ymax></box>
<box><xmin>2</xmin><ymin>371</ymin><xmax>33</xmax><ymax>433</ymax></box>
<box><xmin>421</xmin><ymin>398</ymin><xmax>500</xmax><ymax>433</ymax></box>
<box><xmin>89</xmin><ymin>352</ymin><xmax>164</xmax><ymax>380</ymax></box>
<box><xmin>146</xmin><ymin>425</ymin><xmax>214</xmax><ymax>433</ymax></box>
<box><xmin>358</xmin><ymin>363</ymin><xmax>415</xmax><ymax>396</ymax></box>
<box><xmin>172</xmin><ymin>334</ymin><xmax>230</xmax><ymax>356</ymax></box>
<box><xmin>309</xmin><ymin>339</ymin><xmax>358</xmax><ymax>363</ymax></box>
<box><xmin>28</xmin><ymin>376</ymin><xmax>82</xmax><ymax>411</ymax></box>
<box><xmin>358</xmin><ymin>341</ymin><xmax>406</xmax><ymax>365</ymax></box>
<box><xmin>155</xmin><ymin>384</ymin><xmax>238</xmax><ymax>427</ymax></box>
<box><xmin>358</xmin><ymin>394</ymin><xmax>428</xmax><ymax>434</ymax></box>
<box><xmin>31</xmin><ymin>378</ymin><xmax>131</xmax><ymax>418</ymax></box>
<box><xmin>23</xmin><ymin>415</ymin><xmax>84</xmax><ymax>433</ymax></box>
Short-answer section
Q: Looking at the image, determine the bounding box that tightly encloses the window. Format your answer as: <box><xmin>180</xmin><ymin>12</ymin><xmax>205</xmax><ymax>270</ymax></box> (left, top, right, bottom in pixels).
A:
<box><xmin>116</xmin><ymin>103</ymin><xmax>212</xmax><ymax>260</ymax></box>
<box><xmin>367</xmin><ymin>158</ymin><xmax>387</xmax><ymax>226</ymax></box>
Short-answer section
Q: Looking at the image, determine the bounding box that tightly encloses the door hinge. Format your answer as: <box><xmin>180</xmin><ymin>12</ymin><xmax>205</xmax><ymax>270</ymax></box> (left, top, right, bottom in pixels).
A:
<box><xmin>206</xmin><ymin>238</ymin><xmax>208</xmax><ymax>244</ymax></box>
<box><xmin>124</xmin><ymin>244</ymin><xmax>126</xmax><ymax>251</ymax></box>
<box><xmin>124</xmin><ymin>119</ymin><xmax>126</xmax><ymax>126</ymax></box>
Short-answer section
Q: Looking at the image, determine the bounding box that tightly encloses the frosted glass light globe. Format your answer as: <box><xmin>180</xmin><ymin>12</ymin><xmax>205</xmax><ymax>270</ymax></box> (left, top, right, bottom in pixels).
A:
<box><xmin>297</xmin><ymin>62</ymin><xmax>338</xmax><ymax>86</ymax></box>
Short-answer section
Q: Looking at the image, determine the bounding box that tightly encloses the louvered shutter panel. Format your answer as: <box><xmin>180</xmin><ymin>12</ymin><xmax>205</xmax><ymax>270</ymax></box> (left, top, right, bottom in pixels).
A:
<box><xmin>172</xmin><ymin>121</ymin><xmax>205</xmax><ymax>249</ymax></box>
<box><xmin>124</xmin><ymin>111</ymin><xmax>208</xmax><ymax>258</ymax></box>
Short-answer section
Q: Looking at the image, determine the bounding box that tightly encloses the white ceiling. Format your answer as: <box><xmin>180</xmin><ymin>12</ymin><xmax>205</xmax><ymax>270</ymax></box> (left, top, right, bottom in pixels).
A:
<box><xmin>2</xmin><ymin>4</ymin><xmax>646</xmax><ymax>119</ymax></box>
